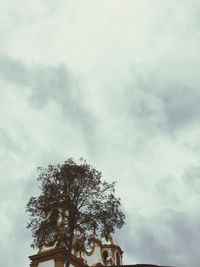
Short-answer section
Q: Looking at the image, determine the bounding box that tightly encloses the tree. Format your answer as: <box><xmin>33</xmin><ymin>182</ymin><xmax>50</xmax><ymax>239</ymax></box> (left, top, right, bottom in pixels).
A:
<box><xmin>26</xmin><ymin>158</ymin><xmax>125</xmax><ymax>267</ymax></box>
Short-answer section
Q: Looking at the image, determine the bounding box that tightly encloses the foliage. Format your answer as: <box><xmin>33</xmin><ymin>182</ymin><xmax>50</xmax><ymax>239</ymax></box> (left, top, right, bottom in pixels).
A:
<box><xmin>26</xmin><ymin>158</ymin><xmax>125</xmax><ymax>266</ymax></box>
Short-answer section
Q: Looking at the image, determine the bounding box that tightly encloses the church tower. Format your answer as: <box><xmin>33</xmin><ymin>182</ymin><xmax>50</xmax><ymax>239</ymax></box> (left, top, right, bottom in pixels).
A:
<box><xmin>29</xmin><ymin>235</ymin><xmax>123</xmax><ymax>267</ymax></box>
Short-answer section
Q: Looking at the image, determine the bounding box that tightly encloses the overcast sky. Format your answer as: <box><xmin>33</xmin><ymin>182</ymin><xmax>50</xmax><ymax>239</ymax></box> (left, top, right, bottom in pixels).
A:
<box><xmin>1</xmin><ymin>1</ymin><xmax>200</xmax><ymax>266</ymax></box>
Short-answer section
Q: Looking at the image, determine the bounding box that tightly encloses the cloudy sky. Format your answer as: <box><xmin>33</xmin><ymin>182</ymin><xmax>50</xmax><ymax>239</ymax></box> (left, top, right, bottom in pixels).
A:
<box><xmin>1</xmin><ymin>1</ymin><xmax>200</xmax><ymax>266</ymax></box>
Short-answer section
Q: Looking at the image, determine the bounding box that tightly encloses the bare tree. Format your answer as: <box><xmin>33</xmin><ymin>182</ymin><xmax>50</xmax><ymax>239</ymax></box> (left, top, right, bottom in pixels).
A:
<box><xmin>26</xmin><ymin>158</ymin><xmax>125</xmax><ymax>267</ymax></box>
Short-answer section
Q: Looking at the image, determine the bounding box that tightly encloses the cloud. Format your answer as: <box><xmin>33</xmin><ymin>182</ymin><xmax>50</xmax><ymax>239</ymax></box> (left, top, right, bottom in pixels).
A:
<box><xmin>30</xmin><ymin>64</ymin><xmax>74</xmax><ymax>108</ymax></box>
<box><xmin>119</xmin><ymin>210</ymin><xmax>200</xmax><ymax>267</ymax></box>
<box><xmin>124</xmin><ymin>67</ymin><xmax>200</xmax><ymax>138</ymax></box>
<box><xmin>182</xmin><ymin>165</ymin><xmax>200</xmax><ymax>194</ymax></box>
<box><xmin>30</xmin><ymin>63</ymin><xmax>96</xmax><ymax>140</ymax></box>
<box><xmin>0</xmin><ymin>54</ymin><xmax>99</xmax><ymax>156</ymax></box>
<box><xmin>1</xmin><ymin>1</ymin><xmax>200</xmax><ymax>267</ymax></box>
<box><xmin>159</xmin><ymin>86</ymin><xmax>200</xmax><ymax>132</ymax></box>
<box><xmin>0</xmin><ymin>54</ymin><xmax>31</xmax><ymax>86</ymax></box>
<box><xmin>0</xmin><ymin>192</ymin><xmax>33</xmax><ymax>267</ymax></box>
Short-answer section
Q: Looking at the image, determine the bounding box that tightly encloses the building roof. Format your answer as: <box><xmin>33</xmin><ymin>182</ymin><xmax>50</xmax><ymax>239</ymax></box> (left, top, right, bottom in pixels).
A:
<box><xmin>114</xmin><ymin>265</ymin><xmax>172</xmax><ymax>267</ymax></box>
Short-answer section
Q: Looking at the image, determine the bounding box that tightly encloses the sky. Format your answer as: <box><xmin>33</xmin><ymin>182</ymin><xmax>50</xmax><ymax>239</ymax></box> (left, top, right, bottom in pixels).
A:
<box><xmin>1</xmin><ymin>1</ymin><xmax>200</xmax><ymax>266</ymax></box>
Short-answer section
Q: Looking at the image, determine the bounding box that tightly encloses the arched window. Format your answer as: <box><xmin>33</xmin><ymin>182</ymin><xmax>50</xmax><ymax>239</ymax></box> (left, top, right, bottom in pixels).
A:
<box><xmin>102</xmin><ymin>250</ymin><xmax>109</xmax><ymax>264</ymax></box>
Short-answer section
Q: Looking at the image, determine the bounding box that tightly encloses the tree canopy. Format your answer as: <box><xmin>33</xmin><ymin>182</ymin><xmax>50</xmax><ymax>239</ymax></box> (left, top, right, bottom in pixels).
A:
<box><xmin>26</xmin><ymin>158</ymin><xmax>125</xmax><ymax>266</ymax></box>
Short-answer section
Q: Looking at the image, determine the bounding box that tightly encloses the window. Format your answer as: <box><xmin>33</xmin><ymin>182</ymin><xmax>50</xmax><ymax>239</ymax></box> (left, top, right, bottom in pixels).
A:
<box><xmin>102</xmin><ymin>250</ymin><xmax>109</xmax><ymax>264</ymax></box>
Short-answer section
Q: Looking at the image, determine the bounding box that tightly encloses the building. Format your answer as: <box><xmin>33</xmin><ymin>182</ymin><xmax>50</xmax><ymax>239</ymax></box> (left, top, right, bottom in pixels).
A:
<box><xmin>29</xmin><ymin>236</ymin><xmax>171</xmax><ymax>267</ymax></box>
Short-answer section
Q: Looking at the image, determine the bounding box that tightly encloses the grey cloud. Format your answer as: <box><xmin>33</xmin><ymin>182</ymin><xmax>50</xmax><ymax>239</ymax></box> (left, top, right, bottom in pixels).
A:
<box><xmin>30</xmin><ymin>64</ymin><xmax>74</xmax><ymax>108</ymax></box>
<box><xmin>164</xmin><ymin>210</ymin><xmax>200</xmax><ymax>267</ymax></box>
<box><xmin>0</xmin><ymin>172</ymin><xmax>44</xmax><ymax>267</ymax></box>
<box><xmin>0</xmin><ymin>54</ymin><xmax>95</xmax><ymax>129</ymax></box>
<box><xmin>127</xmin><ymin>70</ymin><xmax>200</xmax><ymax>135</ymax></box>
<box><xmin>133</xmin><ymin>227</ymin><xmax>171</xmax><ymax>265</ymax></box>
<box><xmin>0</xmin><ymin>180</ymin><xmax>21</xmax><ymax>203</ymax></box>
<box><xmin>0</xmin><ymin>203</ymin><xmax>34</xmax><ymax>267</ymax></box>
<box><xmin>29</xmin><ymin>64</ymin><xmax>102</xmax><ymax>156</ymax></box>
<box><xmin>128</xmin><ymin>87</ymin><xmax>164</xmax><ymax>127</ymax></box>
<box><xmin>0</xmin><ymin>55</ymin><xmax>99</xmax><ymax>156</ymax></box>
<box><xmin>161</xmin><ymin>86</ymin><xmax>200</xmax><ymax>132</ymax></box>
<box><xmin>119</xmin><ymin>210</ymin><xmax>200</xmax><ymax>267</ymax></box>
<box><xmin>0</xmin><ymin>54</ymin><xmax>31</xmax><ymax>86</ymax></box>
<box><xmin>182</xmin><ymin>165</ymin><xmax>200</xmax><ymax>194</ymax></box>
<box><xmin>0</xmin><ymin>182</ymin><xmax>31</xmax><ymax>266</ymax></box>
<box><xmin>117</xmin><ymin>212</ymin><xmax>171</xmax><ymax>266</ymax></box>
<box><xmin>30</xmin><ymin>63</ymin><xmax>94</xmax><ymax>128</ymax></box>
<box><xmin>0</xmin><ymin>127</ymin><xmax>21</xmax><ymax>153</ymax></box>
<box><xmin>125</xmin><ymin>216</ymin><xmax>171</xmax><ymax>266</ymax></box>
<box><xmin>155</xmin><ymin>176</ymin><xmax>181</xmax><ymax>206</ymax></box>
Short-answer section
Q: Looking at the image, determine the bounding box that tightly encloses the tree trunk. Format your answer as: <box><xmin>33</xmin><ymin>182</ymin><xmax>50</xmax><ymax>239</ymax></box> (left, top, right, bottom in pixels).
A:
<box><xmin>64</xmin><ymin>248</ymin><xmax>70</xmax><ymax>267</ymax></box>
<box><xmin>64</xmin><ymin>235</ymin><xmax>73</xmax><ymax>267</ymax></box>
